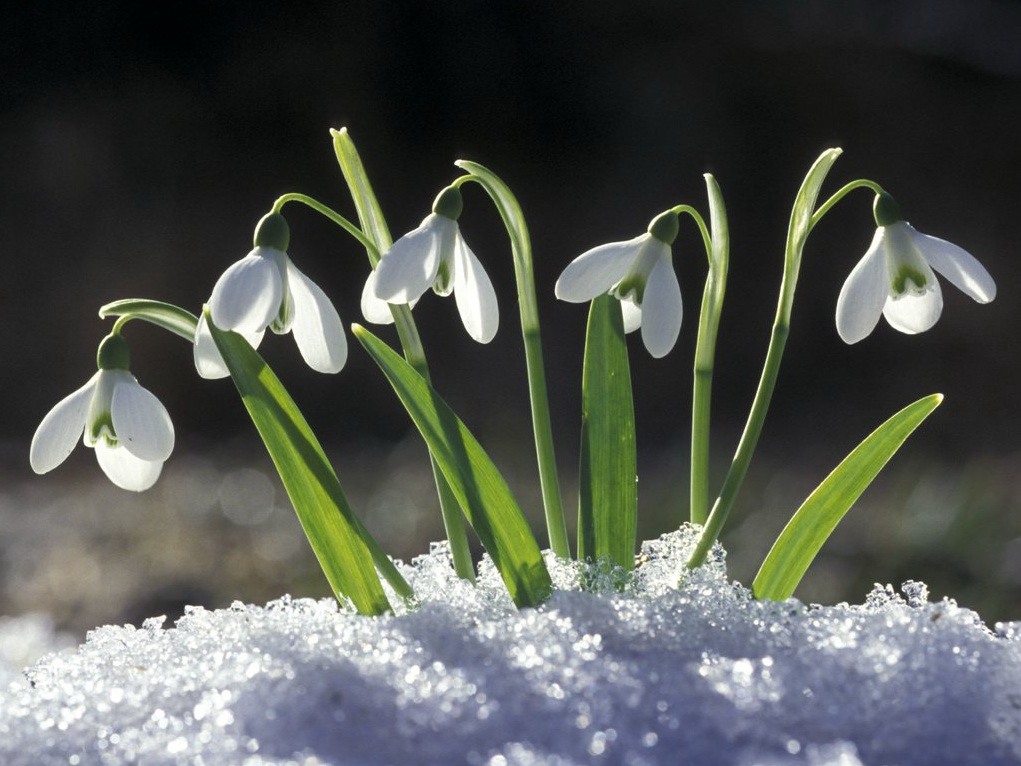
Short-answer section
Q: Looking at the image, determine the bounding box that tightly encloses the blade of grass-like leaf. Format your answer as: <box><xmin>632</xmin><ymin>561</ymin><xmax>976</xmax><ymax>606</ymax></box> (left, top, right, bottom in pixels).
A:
<box><xmin>208</xmin><ymin>317</ymin><xmax>398</xmax><ymax>615</ymax></box>
<box><xmin>353</xmin><ymin>324</ymin><xmax>553</xmax><ymax>608</ymax></box>
<box><xmin>333</xmin><ymin>127</ymin><xmax>476</xmax><ymax>583</ymax></box>
<box><xmin>331</xmin><ymin>127</ymin><xmax>393</xmax><ymax>258</ymax></box>
<box><xmin>578</xmin><ymin>295</ymin><xmax>637</xmax><ymax>569</ymax></box>
<box><xmin>753</xmin><ymin>393</ymin><xmax>942</xmax><ymax>601</ymax></box>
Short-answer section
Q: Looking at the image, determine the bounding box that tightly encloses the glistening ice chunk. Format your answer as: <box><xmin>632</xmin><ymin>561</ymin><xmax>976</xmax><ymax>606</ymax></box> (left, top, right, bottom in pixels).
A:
<box><xmin>1</xmin><ymin>526</ymin><xmax>1020</xmax><ymax>765</ymax></box>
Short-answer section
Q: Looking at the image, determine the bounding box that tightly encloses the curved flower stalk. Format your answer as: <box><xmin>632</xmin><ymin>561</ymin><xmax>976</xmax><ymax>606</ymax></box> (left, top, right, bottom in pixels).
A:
<box><xmin>836</xmin><ymin>192</ymin><xmax>996</xmax><ymax>344</ymax></box>
<box><xmin>555</xmin><ymin>210</ymin><xmax>683</xmax><ymax>358</ymax></box>
<box><xmin>30</xmin><ymin>332</ymin><xmax>174</xmax><ymax>492</ymax></box>
<box><xmin>370</xmin><ymin>186</ymin><xmax>499</xmax><ymax>344</ymax></box>
<box><xmin>194</xmin><ymin>211</ymin><xmax>347</xmax><ymax>378</ymax></box>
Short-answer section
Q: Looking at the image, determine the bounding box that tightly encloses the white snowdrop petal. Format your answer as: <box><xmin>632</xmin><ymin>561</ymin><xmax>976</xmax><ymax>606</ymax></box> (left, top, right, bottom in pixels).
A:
<box><xmin>110</xmin><ymin>372</ymin><xmax>175</xmax><ymax>462</ymax></box>
<box><xmin>640</xmin><ymin>253</ymin><xmax>683</xmax><ymax>358</ymax></box>
<box><xmin>554</xmin><ymin>236</ymin><xmax>646</xmax><ymax>303</ymax></box>
<box><xmin>619</xmin><ymin>295</ymin><xmax>642</xmax><ymax>334</ymax></box>
<box><xmin>209</xmin><ymin>249</ymin><xmax>283</xmax><ymax>333</ymax></box>
<box><xmin>286</xmin><ymin>258</ymin><xmax>347</xmax><ymax>373</ymax></box>
<box><xmin>913</xmin><ymin>229</ymin><xmax>997</xmax><ymax>304</ymax></box>
<box><xmin>453</xmin><ymin>231</ymin><xmax>499</xmax><ymax>343</ymax></box>
<box><xmin>193</xmin><ymin>315</ymin><xmax>231</xmax><ymax>380</ymax></box>
<box><xmin>94</xmin><ymin>441</ymin><xmax>163</xmax><ymax>492</ymax></box>
<box><xmin>361</xmin><ymin>270</ymin><xmax>396</xmax><ymax>325</ymax></box>
<box><xmin>883</xmin><ymin>280</ymin><xmax>944</xmax><ymax>335</ymax></box>
<box><xmin>193</xmin><ymin>314</ymin><xmax>266</xmax><ymax>380</ymax></box>
<box><xmin>372</xmin><ymin>216</ymin><xmax>443</xmax><ymax>303</ymax></box>
<box><xmin>835</xmin><ymin>233</ymin><xmax>890</xmax><ymax>344</ymax></box>
<box><xmin>29</xmin><ymin>374</ymin><xmax>97</xmax><ymax>474</ymax></box>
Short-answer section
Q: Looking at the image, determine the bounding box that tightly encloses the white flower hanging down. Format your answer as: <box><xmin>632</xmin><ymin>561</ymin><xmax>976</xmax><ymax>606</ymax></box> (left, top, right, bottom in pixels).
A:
<box><xmin>555</xmin><ymin>210</ymin><xmax>683</xmax><ymax>358</ymax></box>
<box><xmin>368</xmin><ymin>186</ymin><xmax>498</xmax><ymax>344</ymax></box>
<box><xmin>194</xmin><ymin>212</ymin><xmax>347</xmax><ymax>378</ymax></box>
<box><xmin>30</xmin><ymin>333</ymin><xmax>174</xmax><ymax>492</ymax></box>
<box><xmin>836</xmin><ymin>192</ymin><xmax>996</xmax><ymax>344</ymax></box>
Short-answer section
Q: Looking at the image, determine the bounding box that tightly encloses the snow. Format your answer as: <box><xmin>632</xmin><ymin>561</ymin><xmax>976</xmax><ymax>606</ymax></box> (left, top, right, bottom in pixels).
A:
<box><xmin>1</xmin><ymin>525</ymin><xmax>1020</xmax><ymax>766</ymax></box>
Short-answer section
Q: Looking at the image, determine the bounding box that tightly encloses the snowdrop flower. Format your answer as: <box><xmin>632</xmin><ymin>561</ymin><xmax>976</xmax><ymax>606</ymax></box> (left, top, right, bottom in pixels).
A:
<box><xmin>30</xmin><ymin>333</ymin><xmax>174</xmax><ymax>492</ymax></box>
<box><xmin>194</xmin><ymin>211</ymin><xmax>347</xmax><ymax>378</ymax></box>
<box><xmin>555</xmin><ymin>210</ymin><xmax>682</xmax><ymax>358</ymax></box>
<box><xmin>836</xmin><ymin>192</ymin><xmax>996</xmax><ymax>344</ymax></box>
<box><xmin>369</xmin><ymin>186</ymin><xmax>498</xmax><ymax>344</ymax></box>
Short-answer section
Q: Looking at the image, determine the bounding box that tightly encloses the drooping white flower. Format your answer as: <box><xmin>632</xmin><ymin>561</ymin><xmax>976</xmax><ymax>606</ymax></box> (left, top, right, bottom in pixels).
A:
<box><xmin>836</xmin><ymin>193</ymin><xmax>996</xmax><ymax>344</ymax></box>
<box><xmin>30</xmin><ymin>333</ymin><xmax>175</xmax><ymax>492</ymax></box>
<box><xmin>194</xmin><ymin>212</ymin><xmax>347</xmax><ymax>378</ymax></box>
<box><xmin>555</xmin><ymin>210</ymin><xmax>682</xmax><ymax>358</ymax></box>
<box><xmin>369</xmin><ymin>186</ymin><xmax>498</xmax><ymax>344</ymax></box>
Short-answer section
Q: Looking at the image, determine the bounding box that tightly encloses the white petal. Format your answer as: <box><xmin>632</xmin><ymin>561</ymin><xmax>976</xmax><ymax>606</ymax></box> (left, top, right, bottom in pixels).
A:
<box><xmin>452</xmin><ymin>230</ymin><xmax>499</xmax><ymax>343</ymax></box>
<box><xmin>285</xmin><ymin>257</ymin><xmax>347</xmax><ymax>373</ymax></box>
<box><xmin>372</xmin><ymin>215</ymin><xmax>444</xmax><ymax>303</ymax></box>
<box><xmin>554</xmin><ymin>235</ymin><xmax>646</xmax><ymax>303</ymax></box>
<box><xmin>911</xmin><ymin>227</ymin><xmax>997</xmax><ymax>303</ymax></box>
<box><xmin>29</xmin><ymin>374</ymin><xmax>97</xmax><ymax>474</ymax></box>
<box><xmin>209</xmin><ymin>248</ymin><xmax>283</xmax><ymax>333</ymax></box>
<box><xmin>883</xmin><ymin>279</ymin><xmax>943</xmax><ymax>335</ymax></box>
<box><xmin>94</xmin><ymin>441</ymin><xmax>163</xmax><ymax>492</ymax></box>
<box><xmin>619</xmin><ymin>295</ymin><xmax>642</xmax><ymax>334</ymax></box>
<box><xmin>361</xmin><ymin>270</ymin><xmax>396</xmax><ymax>325</ymax></box>
<box><xmin>269</xmin><ymin>250</ymin><xmax>294</xmax><ymax>335</ymax></box>
<box><xmin>835</xmin><ymin>231</ymin><xmax>890</xmax><ymax>344</ymax></box>
<box><xmin>193</xmin><ymin>314</ymin><xmax>265</xmax><ymax>380</ymax></box>
<box><xmin>639</xmin><ymin>252</ymin><xmax>683</xmax><ymax>358</ymax></box>
<box><xmin>110</xmin><ymin>371</ymin><xmax>174</xmax><ymax>462</ymax></box>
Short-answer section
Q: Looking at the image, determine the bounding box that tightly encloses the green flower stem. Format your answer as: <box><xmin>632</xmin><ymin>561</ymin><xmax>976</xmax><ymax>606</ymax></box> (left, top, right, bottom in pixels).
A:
<box><xmin>687</xmin><ymin>149</ymin><xmax>843</xmax><ymax>570</ymax></box>
<box><xmin>677</xmin><ymin>179</ymin><xmax>728</xmax><ymax>527</ymax></box>
<box><xmin>271</xmin><ymin>193</ymin><xmax>381</xmax><ymax>263</ymax></box>
<box><xmin>332</xmin><ymin>129</ymin><xmax>475</xmax><ymax>582</ymax></box>
<box><xmin>810</xmin><ymin>180</ymin><xmax>884</xmax><ymax>231</ymax></box>
<box><xmin>454</xmin><ymin>162</ymin><xmax>570</xmax><ymax>560</ymax></box>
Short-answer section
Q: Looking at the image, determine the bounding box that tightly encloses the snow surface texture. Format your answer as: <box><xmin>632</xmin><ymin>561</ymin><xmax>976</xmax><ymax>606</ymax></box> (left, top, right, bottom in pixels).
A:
<box><xmin>1</xmin><ymin>525</ymin><xmax>1020</xmax><ymax>766</ymax></box>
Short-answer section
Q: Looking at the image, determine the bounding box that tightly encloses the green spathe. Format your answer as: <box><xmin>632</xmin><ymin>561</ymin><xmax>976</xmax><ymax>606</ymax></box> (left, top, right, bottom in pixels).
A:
<box><xmin>254</xmin><ymin>211</ymin><xmax>291</xmax><ymax>251</ymax></box>
<box><xmin>97</xmin><ymin>333</ymin><xmax>130</xmax><ymax>371</ymax></box>
<box><xmin>432</xmin><ymin>186</ymin><xmax>464</xmax><ymax>220</ymax></box>
<box><xmin>873</xmin><ymin>191</ymin><xmax>904</xmax><ymax>227</ymax></box>
<box><xmin>648</xmin><ymin>210</ymin><xmax>680</xmax><ymax>245</ymax></box>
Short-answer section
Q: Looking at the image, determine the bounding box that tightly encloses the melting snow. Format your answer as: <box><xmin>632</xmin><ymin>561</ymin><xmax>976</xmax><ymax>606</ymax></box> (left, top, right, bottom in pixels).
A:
<box><xmin>1</xmin><ymin>526</ymin><xmax>1020</xmax><ymax>765</ymax></box>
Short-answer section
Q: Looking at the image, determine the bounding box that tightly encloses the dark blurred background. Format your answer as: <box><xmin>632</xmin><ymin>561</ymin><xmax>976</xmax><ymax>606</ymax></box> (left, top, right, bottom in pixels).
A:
<box><xmin>3</xmin><ymin>0</ymin><xmax>1021</xmax><ymax>637</ymax></box>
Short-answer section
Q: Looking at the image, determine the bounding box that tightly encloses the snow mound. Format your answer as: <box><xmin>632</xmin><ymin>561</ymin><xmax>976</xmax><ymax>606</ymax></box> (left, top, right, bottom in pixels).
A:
<box><xmin>1</xmin><ymin>526</ymin><xmax>1020</xmax><ymax>766</ymax></box>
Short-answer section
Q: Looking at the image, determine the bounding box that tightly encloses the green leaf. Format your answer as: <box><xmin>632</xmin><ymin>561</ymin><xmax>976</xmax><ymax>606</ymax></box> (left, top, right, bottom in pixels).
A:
<box><xmin>753</xmin><ymin>393</ymin><xmax>942</xmax><ymax>601</ymax></box>
<box><xmin>99</xmin><ymin>299</ymin><xmax>198</xmax><ymax>341</ymax></box>
<box><xmin>578</xmin><ymin>295</ymin><xmax>637</xmax><ymax>569</ymax></box>
<box><xmin>208</xmin><ymin>317</ymin><xmax>395</xmax><ymax>615</ymax></box>
<box><xmin>788</xmin><ymin>148</ymin><xmax>842</xmax><ymax>258</ymax></box>
<box><xmin>331</xmin><ymin>127</ymin><xmax>393</xmax><ymax>261</ymax></box>
<box><xmin>353</xmin><ymin>324</ymin><xmax>553</xmax><ymax>608</ymax></box>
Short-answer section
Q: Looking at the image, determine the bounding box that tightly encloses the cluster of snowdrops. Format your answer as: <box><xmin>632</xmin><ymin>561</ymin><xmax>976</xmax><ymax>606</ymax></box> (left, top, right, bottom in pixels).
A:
<box><xmin>29</xmin><ymin>130</ymin><xmax>996</xmax><ymax>614</ymax></box>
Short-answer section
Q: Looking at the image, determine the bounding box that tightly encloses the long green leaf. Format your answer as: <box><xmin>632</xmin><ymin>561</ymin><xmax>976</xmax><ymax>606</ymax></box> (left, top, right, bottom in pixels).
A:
<box><xmin>208</xmin><ymin>318</ymin><xmax>394</xmax><ymax>615</ymax></box>
<box><xmin>332</xmin><ymin>127</ymin><xmax>476</xmax><ymax>583</ymax></box>
<box><xmin>331</xmin><ymin>127</ymin><xmax>393</xmax><ymax>259</ymax></box>
<box><xmin>353</xmin><ymin>324</ymin><xmax>553</xmax><ymax>608</ymax></box>
<box><xmin>753</xmin><ymin>393</ymin><xmax>942</xmax><ymax>601</ymax></box>
<box><xmin>578</xmin><ymin>295</ymin><xmax>637</xmax><ymax>569</ymax></box>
